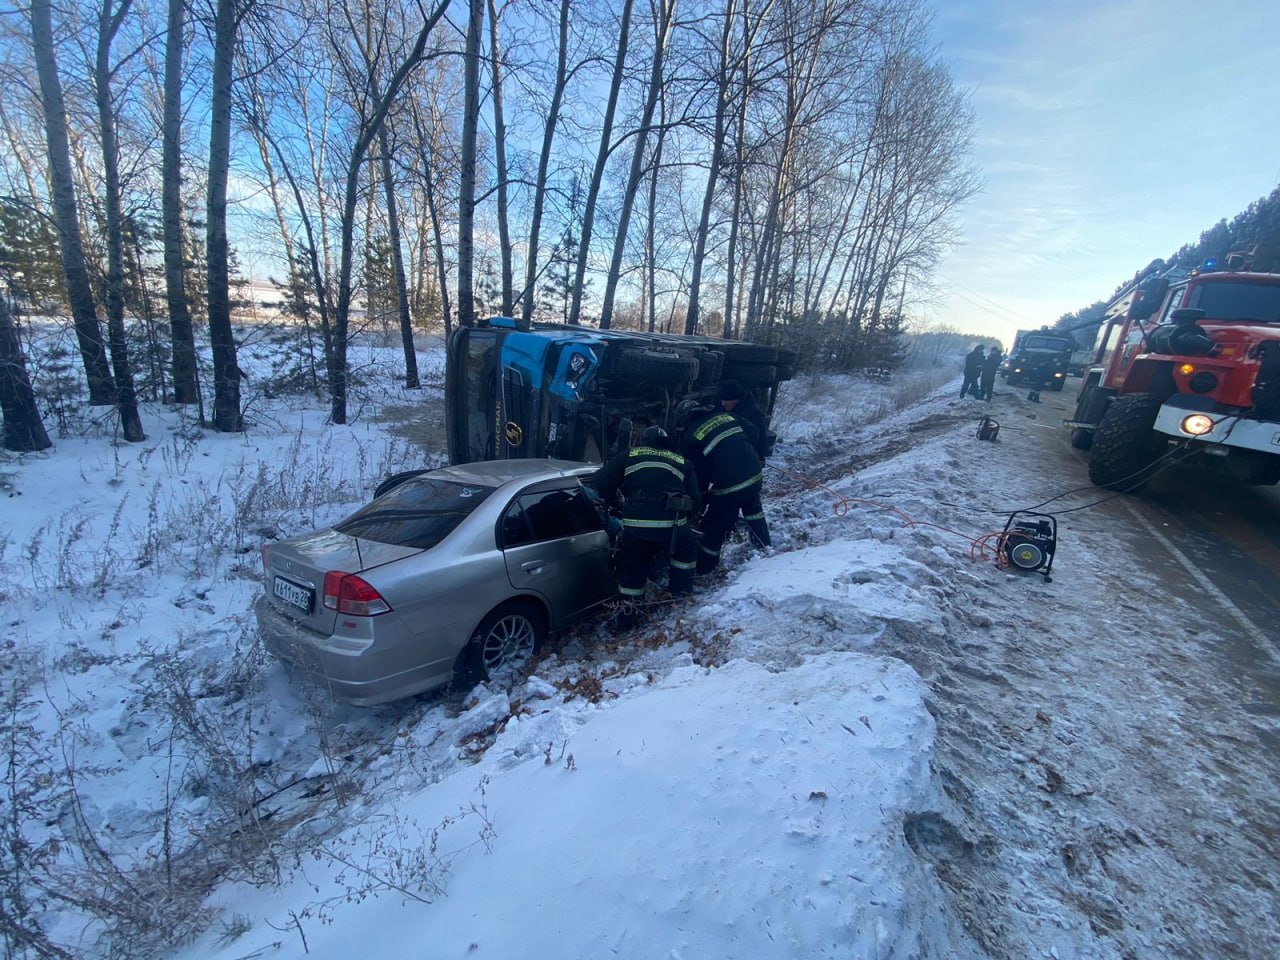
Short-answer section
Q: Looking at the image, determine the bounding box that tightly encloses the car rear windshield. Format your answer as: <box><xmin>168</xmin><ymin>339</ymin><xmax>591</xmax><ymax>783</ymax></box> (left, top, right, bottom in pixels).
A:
<box><xmin>335</xmin><ymin>478</ymin><xmax>495</xmax><ymax>549</ymax></box>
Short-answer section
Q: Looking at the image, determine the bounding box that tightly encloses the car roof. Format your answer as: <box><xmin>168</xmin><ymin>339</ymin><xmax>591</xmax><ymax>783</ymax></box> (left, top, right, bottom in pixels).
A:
<box><xmin>430</xmin><ymin>458</ymin><xmax>594</xmax><ymax>488</ymax></box>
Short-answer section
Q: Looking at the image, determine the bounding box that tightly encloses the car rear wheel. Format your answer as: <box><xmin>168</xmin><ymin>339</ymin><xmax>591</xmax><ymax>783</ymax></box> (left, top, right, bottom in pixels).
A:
<box><xmin>471</xmin><ymin>600</ymin><xmax>546</xmax><ymax>682</ymax></box>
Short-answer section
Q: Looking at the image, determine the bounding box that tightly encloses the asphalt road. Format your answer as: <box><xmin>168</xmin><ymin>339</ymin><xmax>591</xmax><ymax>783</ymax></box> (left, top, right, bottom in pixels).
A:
<box><xmin>1019</xmin><ymin>376</ymin><xmax>1280</xmax><ymax>712</ymax></box>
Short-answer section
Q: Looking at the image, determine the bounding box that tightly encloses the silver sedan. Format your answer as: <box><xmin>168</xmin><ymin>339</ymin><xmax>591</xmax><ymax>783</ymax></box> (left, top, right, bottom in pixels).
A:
<box><xmin>256</xmin><ymin>459</ymin><xmax>614</xmax><ymax>705</ymax></box>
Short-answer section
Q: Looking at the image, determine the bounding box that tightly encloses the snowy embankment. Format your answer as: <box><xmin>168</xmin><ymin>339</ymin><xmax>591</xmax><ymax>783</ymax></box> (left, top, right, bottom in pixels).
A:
<box><xmin>4</xmin><ymin>337</ymin><xmax>989</xmax><ymax>959</ymax></box>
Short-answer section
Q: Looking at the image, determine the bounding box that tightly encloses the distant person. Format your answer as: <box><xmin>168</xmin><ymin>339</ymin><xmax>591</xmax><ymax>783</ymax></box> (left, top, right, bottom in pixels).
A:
<box><xmin>979</xmin><ymin>346</ymin><xmax>1002</xmax><ymax>401</ymax></box>
<box><xmin>679</xmin><ymin>404</ymin><xmax>771</xmax><ymax>575</ymax></box>
<box><xmin>591</xmin><ymin>426</ymin><xmax>700</xmax><ymax>628</ymax></box>
<box><xmin>718</xmin><ymin>380</ymin><xmax>769</xmax><ymax>461</ymax></box>
<box><xmin>961</xmin><ymin>345</ymin><xmax>985</xmax><ymax>399</ymax></box>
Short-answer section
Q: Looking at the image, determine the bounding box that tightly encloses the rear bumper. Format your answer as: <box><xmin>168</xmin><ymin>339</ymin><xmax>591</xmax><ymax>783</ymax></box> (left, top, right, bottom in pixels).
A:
<box><xmin>1154</xmin><ymin>405</ymin><xmax>1280</xmax><ymax>455</ymax></box>
<box><xmin>254</xmin><ymin>595</ymin><xmax>457</xmax><ymax>705</ymax></box>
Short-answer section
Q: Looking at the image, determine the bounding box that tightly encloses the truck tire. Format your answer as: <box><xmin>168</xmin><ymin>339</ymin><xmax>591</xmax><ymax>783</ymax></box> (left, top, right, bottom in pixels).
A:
<box><xmin>721</xmin><ymin>343</ymin><xmax>778</xmax><ymax>364</ymax></box>
<box><xmin>1050</xmin><ymin>380</ymin><xmax>1065</xmax><ymax>392</ymax></box>
<box><xmin>774</xmin><ymin>348</ymin><xmax>798</xmax><ymax>381</ymax></box>
<box><xmin>615</xmin><ymin>348</ymin><xmax>699</xmax><ymax>386</ymax></box>
<box><xmin>697</xmin><ymin>350</ymin><xmax>724</xmax><ymax>385</ymax></box>
<box><xmin>721</xmin><ymin>363</ymin><xmax>778</xmax><ymax>387</ymax></box>
<box><xmin>1088</xmin><ymin>393</ymin><xmax>1164</xmax><ymax>491</ymax></box>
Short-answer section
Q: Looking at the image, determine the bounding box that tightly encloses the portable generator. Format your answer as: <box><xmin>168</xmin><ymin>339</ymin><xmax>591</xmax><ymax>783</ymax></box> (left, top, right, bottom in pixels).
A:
<box><xmin>999</xmin><ymin>511</ymin><xmax>1057</xmax><ymax>582</ymax></box>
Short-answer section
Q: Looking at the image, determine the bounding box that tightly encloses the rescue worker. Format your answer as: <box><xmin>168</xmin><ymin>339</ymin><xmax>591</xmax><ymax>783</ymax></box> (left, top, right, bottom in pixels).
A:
<box><xmin>718</xmin><ymin>379</ymin><xmax>770</xmax><ymax>461</ymax></box>
<box><xmin>679</xmin><ymin>404</ymin><xmax>771</xmax><ymax>575</ymax></box>
<box><xmin>961</xmin><ymin>344</ymin><xmax>985</xmax><ymax>399</ymax></box>
<box><xmin>591</xmin><ymin>425</ymin><xmax>700</xmax><ymax>629</ymax></box>
<box><xmin>979</xmin><ymin>346</ymin><xmax>1002</xmax><ymax>401</ymax></box>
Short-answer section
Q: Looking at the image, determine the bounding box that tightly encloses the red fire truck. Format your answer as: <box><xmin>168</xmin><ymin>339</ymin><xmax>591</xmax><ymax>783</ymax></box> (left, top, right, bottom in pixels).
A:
<box><xmin>1066</xmin><ymin>251</ymin><xmax>1280</xmax><ymax>490</ymax></box>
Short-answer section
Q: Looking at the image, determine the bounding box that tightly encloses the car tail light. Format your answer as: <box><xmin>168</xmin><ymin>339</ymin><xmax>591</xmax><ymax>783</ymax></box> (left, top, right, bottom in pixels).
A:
<box><xmin>322</xmin><ymin>571</ymin><xmax>392</xmax><ymax>616</ymax></box>
<box><xmin>260</xmin><ymin>545</ymin><xmax>270</xmax><ymax>577</ymax></box>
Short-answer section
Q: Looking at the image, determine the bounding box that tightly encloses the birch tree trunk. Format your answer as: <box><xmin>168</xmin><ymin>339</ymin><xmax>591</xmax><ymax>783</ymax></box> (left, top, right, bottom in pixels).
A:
<box><xmin>0</xmin><ymin>295</ymin><xmax>52</xmax><ymax>452</ymax></box>
<box><xmin>567</xmin><ymin>0</ymin><xmax>634</xmax><ymax>327</ymax></box>
<box><xmin>520</xmin><ymin>0</ymin><xmax>571</xmax><ymax>322</ymax></box>
<box><xmin>379</xmin><ymin>126</ymin><xmax>419</xmax><ymax>388</ymax></box>
<box><xmin>163</xmin><ymin>0</ymin><xmax>198</xmax><ymax>403</ymax></box>
<box><xmin>329</xmin><ymin>0</ymin><xmax>450</xmax><ymax>423</ymax></box>
<box><xmin>95</xmin><ymin>0</ymin><xmax>146</xmax><ymax>442</ymax></box>
<box><xmin>487</xmin><ymin>0</ymin><xmax>513</xmax><ymax>315</ymax></box>
<box><xmin>599</xmin><ymin>0</ymin><xmax>677</xmax><ymax>329</ymax></box>
<box><xmin>206</xmin><ymin>0</ymin><xmax>243</xmax><ymax>431</ymax></box>
<box><xmin>685</xmin><ymin>0</ymin><xmax>736</xmax><ymax>335</ymax></box>
<box><xmin>30</xmin><ymin>0</ymin><xmax>116</xmax><ymax>406</ymax></box>
<box><xmin>457</xmin><ymin>0</ymin><xmax>484</xmax><ymax>329</ymax></box>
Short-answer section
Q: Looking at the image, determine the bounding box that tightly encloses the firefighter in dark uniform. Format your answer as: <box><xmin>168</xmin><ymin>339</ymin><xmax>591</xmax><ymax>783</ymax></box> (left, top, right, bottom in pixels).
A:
<box><xmin>718</xmin><ymin>380</ymin><xmax>770</xmax><ymax>461</ymax></box>
<box><xmin>680</xmin><ymin>405</ymin><xmax>772</xmax><ymax>575</ymax></box>
<box><xmin>591</xmin><ymin>425</ymin><xmax>700</xmax><ymax>628</ymax></box>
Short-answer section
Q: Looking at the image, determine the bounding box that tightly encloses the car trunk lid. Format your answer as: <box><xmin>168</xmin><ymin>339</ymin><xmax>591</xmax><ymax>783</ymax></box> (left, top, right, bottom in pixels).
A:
<box><xmin>263</xmin><ymin>529</ymin><xmax>420</xmax><ymax>632</ymax></box>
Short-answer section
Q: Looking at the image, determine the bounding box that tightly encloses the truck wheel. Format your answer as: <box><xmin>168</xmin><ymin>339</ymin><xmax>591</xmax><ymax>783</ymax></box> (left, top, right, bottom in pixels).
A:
<box><xmin>616</xmin><ymin>349</ymin><xmax>699</xmax><ymax>386</ymax></box>
<box><xmin>697</xmin><ymin>350</ymin><xmax>724</xmax><ymax>385</ymax></box>
<box><xmin>774</xmin><ymin>348</ymin><xmax>798</xmax><ymax>380</ymax></box>
<box><xmin>720</xmin><ymin>343</ymin><xmax>778</xmax><ymax>364</ymax></box>
<box><xmin>1088</xmin><ymin>393</ymin><xmax>1164</xmax><ymax>491</ymax></box>
<box><xmin>1050</xmin><ymin>380</ymin><xmax>1065</xmax><ymax>392</ymax></box>
<box><xmin>721</xmin><ymin>363</ymin><xmax>778</xmax><ymax>387</ymax></box>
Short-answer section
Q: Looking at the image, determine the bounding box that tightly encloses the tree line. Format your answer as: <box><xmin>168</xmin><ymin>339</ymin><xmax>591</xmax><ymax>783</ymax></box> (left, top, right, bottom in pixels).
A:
<box><xmin>1052</xmin><ymin>184</ymin><xmax>1280</xmax><ymax>347</ymax></box>
<box><xmin>0</xmin><ymin>0</ymin><xmax>977</xmax><ymax>452</ymax></box>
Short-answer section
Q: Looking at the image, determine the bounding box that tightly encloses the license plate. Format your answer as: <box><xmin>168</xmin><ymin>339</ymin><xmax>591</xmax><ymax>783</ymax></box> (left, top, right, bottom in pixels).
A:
<box><xmin>273</xmin><ymin>576</ymin><xmax>313</xmax><ymax>612</ymax></box>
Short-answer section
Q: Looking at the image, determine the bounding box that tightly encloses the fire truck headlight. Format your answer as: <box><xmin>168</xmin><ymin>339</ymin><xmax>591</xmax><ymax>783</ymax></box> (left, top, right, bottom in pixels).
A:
<box><xmin>1188</xmin><ymin>371</ymin><xmax>1218</xmax><ymax>393</ymax></box>
<box><xmin>1180</xmin><ymin>414</ymin><xmax>1215</xmax><ymax>436</ymax></box>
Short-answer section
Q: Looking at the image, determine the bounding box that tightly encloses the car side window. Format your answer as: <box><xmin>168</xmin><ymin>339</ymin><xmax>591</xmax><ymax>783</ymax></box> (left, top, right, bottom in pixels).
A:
<box><xmin>506</xmin><ymin>484</ymin><xmax>603</xmax><ymax>545</ymax></box>
<box><xmin>501</xmin><ymin>502</ymin><xmax>535</xmax><ymax>548</ymax></box>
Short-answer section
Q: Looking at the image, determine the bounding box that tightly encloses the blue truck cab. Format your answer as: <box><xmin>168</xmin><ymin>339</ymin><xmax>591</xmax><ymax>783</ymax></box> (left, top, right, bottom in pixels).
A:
<box><xmin>446</xmin><ymin>317</ymin><xmax>794</xmax><ymax>464</ymax></box>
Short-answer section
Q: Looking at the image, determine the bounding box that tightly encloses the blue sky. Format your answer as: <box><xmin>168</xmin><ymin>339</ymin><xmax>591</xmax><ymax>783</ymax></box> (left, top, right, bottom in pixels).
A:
<box><xmin>925</xmin><ymin>0</ymin><xmax>1280</xmax><ymax>347</ymax></box>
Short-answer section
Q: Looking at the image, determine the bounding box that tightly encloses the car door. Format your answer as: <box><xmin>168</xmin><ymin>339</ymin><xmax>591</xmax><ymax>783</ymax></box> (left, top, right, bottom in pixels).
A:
<box><xmin>500</xmin><ymin>481</ymin><xmax>613</xmax><ymax>624</ymax></box>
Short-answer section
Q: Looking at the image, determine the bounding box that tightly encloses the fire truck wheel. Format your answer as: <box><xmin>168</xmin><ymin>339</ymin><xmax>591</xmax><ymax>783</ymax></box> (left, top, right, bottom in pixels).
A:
<box><xmin>1088</xmin><ymin>393</ymin><xmax>1164</xmax><ymax>491</ymax></box>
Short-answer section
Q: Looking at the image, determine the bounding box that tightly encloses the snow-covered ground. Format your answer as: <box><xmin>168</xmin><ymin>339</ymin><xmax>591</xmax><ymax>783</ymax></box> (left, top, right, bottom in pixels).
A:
<box><xmin>2</xmin><ymin>332</ymin><xmax>1276</xmax><ymax>960</ymax></box>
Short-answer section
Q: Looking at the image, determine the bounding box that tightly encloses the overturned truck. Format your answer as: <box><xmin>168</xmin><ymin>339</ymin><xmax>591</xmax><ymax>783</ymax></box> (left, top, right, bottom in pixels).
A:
<box><xmin>1066</xmin><ymin>254</ymin><xmax>1280</xmax><ymax>489</ymax></box>
<box><xmin>446</xmin><ymin>318</ymin><xmax>796</xmax><ymax>465</ymax></box>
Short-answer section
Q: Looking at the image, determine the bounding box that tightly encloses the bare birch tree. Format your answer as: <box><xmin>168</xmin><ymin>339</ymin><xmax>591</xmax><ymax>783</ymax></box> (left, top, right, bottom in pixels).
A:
<box><xmin>567</xmin><ymin>0</ymin><xmax>634</xmax><ymax>327</ymax></box>
<box><xmin>163</xmin><ymin>0</ymin><xmax>198</xmax><ymax>404</ymax></box>
<box><xmin>457</xmin><ymin>0</ymin><xmax>483</xmax><ymax>329</ymax></box>
<box><xmin>519</xmin><ymin>0</ymin><xmax>570</xmax><ymax>323</ymax></box>
<box><xmin>0</xmin><ymin>293</ymin><xmax>51</xmax><ymax>451</ymax></box>
<box><xmin>93</xmin><ymin>0</ymin><xmax>146</xmax><ymax>441</ymax></box>
<box><xmin>598</xmin><ymin>0</ymin><xmax>676</xmax><ymax>329</ymax></box>
<box><xmin>30</xmin><ymin>0</ymin><xmax>116</xmax><ymax>405</ymax></box>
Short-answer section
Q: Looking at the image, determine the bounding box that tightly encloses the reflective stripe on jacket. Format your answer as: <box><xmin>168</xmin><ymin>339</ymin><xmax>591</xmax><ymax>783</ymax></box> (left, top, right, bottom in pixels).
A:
<box><xmin>681</xmin><ymin>412</ymin><xmax>762</xmax><ymax>494</ymax></box>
